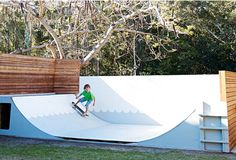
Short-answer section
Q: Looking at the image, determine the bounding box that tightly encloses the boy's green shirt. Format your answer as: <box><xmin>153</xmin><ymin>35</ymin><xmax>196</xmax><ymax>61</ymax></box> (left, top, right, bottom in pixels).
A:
<box><xmin>80</xmin><ymin>91</ymin><xmax>95</xmax><ymax>101</ymax></box>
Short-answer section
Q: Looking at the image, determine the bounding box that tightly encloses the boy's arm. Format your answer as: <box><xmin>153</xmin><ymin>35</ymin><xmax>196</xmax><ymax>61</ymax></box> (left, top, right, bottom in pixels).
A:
<box><xmin>92</xmin><ymin>93</ymin><xmax>96</xmax><ymax>106</ymax></box>
<box><xmin>93</xmin><ymin>97</ymin><xmax>96</xmax><ymax>106</ymax></box>
<box><xmin>75</xmin><ymin>91</ymin><xmax>83</xmax><ymax>99</ymax></box>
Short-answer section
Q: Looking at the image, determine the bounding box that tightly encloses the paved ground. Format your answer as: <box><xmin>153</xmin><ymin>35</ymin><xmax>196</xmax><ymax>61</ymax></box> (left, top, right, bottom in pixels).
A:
<box><xmin>0</xmin><ymin>136</ymin><xmax>235</xmax><ymax>160</ymax></box>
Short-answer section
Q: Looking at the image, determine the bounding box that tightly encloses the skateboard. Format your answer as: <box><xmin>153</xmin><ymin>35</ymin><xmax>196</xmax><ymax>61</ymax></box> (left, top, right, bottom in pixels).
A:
<box><xmin>72</xmin><ymin>102</ymin><xmax>88</xmax><ymax>116</ymax></box>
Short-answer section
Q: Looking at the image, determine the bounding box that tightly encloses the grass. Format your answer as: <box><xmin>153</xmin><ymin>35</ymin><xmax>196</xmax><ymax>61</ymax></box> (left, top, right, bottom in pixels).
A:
<box><xmin>0</xmin><ymin>144</ymin><xmax>234</xmax><ymax>160</ymax></box>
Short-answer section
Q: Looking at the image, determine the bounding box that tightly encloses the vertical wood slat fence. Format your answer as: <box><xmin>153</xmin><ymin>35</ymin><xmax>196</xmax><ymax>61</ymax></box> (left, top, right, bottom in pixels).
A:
<box><xmin>220</xmin><ymin>71</ymin><xmax>236</xmax><ymax>151</ymax></box>
<box><xmin>0</xmin><ymin>54</ymin><xmax>80</xmax><ymax>94</ymax></box>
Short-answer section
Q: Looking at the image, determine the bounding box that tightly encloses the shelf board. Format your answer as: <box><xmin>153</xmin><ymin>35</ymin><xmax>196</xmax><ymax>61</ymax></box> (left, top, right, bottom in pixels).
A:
<box><xmin>200</xmin><ymin>126</ymin><xmax>228</xmax><ymax>130</ymax></box>
<box><xmin>199</xmin><ymin>114</ymin><xmax>227</xmax><ymax>118</ymax></box>
<box><xmin>200</xmin><ymin>139</ymin><xmax>228</xmax><ymax>144</ymax></box>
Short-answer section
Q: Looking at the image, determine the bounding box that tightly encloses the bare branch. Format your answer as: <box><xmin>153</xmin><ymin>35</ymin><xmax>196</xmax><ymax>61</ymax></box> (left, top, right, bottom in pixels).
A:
<box><xmin>83</xmin><ymin>25</ymin><xmax>114</xmax><ymax>63</ymax></box>
<box><xmin>9</xmin><ymin>1</ymin><xmax>64</xmax><ymax>59</ymax></box>
<box><xmin>9</xmin><ymin>29</ymin><xmax>96</xmax><ymax>55</ymax></box>
<box><xmin>114</xmin><ymin>28</ymin><xmax>156</xmax><ymax>36</ymax></box>
<box><xmin>206</xmin><ymin>28</ymin><xmax>226</xmax><ymax>44</ymax></box>
<box><xmin>10</xmin><ymin>43</ymin><xmax>48</xmax><ymax>54</ymax></box>
<box><xmin>83</xmin><ymin>6</ymin><xmax>157</xmax><ymax>63</ymax></box>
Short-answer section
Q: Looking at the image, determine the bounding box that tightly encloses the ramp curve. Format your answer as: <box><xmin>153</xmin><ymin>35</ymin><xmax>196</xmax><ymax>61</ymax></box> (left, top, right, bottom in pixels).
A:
<box><xmin>12</xmin><ymin>94</ymin><xmax>194</xmax><ymax>142</ymax></box>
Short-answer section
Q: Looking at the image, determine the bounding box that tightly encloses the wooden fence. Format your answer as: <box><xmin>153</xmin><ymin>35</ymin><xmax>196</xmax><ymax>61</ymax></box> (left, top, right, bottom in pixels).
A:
<box><xmin>220</xmin><ymin>71</ymin><xmax>236</xmax><ymax>150</ymax></box>
<box><xmin>0</xmin><ymin>54</ymin><xmax>80</xmax><ymax>94</ymax></box>
<box><xmin>54</xmin><ymin>59</ymin><xmax>80</xmax><ymax>94</ymax></box>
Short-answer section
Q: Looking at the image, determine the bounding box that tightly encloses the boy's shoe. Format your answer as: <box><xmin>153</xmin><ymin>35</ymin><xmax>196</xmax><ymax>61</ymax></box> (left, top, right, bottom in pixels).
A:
<box><xmin>82</xmin><ymin>112</ymin><xmax>89</xmax><ymax>116</ymax></box>
<box><xmin>83</xmin><ymin>113</ymin><xmax>89</xmax><ymax>116</ymax></box>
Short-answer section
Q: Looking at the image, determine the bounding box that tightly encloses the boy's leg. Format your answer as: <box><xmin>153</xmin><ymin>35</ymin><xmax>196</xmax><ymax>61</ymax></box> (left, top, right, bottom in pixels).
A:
<box><xmin>84</xmin><ymin>100</ymin><xmax>93</xmax><ymax>116</ymax></box>
<box><xmin>84</xmin><ymin>107</ymin><xmax>89</xmax><ymax>116</ymax></box>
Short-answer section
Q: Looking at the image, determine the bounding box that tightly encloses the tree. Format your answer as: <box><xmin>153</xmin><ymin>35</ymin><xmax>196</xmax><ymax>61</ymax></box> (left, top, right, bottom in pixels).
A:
<box><xmin>2</xmin><ymin>1</ymin><xmax>234</xmax><ymax>75</ymax></box>
<box><xmin>0</xmin><ymin>1</ymin><xmax>182</xmax><ymax>70</ymax></box>
<box><xmin>151</xmin><ymin>1</ymin><xmax>236</xmax><ymax>74</ymax></box>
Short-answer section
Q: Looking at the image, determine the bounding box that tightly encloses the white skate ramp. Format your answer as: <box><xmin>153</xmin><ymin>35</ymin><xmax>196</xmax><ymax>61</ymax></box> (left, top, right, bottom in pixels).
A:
<box><xmin>11</xmin><ymin>75</ymin><xmax>219</xmax><ymax>143</ymax></box>
<box><xmin>12</xmin><ymin>94</ymin><xmax>162</xmax><ymax>142</ymax></box>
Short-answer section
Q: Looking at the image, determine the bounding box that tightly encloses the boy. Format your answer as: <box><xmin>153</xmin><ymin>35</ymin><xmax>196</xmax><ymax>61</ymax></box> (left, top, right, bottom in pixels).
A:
<box><xmin>75</xmin><ymin>84</ymin><xmax>95</xmax><ymax>116</ymax></box>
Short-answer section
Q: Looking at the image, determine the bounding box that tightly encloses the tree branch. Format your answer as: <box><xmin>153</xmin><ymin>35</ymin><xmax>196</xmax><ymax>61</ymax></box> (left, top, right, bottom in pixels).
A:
<box><xmin>37</xmin><ymin>17</ymin><xmax>64</xmax><ymax>59</ymax></box>
<box><xmin>114</xmin><ymin>28</ymin><xmax>156</xmax><ymax>36</ymax></box>
<box><xmin>10</xmin><ymin>43</ymin><xmax>48</xmax><ymax>54</ymax></box>
<box><xmin>83</xmin><ymin>6</ymin><xmax>157</xmax><ymax>63</ymax></box>
<box><xmin>206</xmin><ymin>28</ymin><xmax>226</xmax><ymax>44</ymax></box>
<box><xmin>9</xmin><ymin>1</ymin><xmax>64</xmax><ymax>59</ymax></box>
<box><xmin>114</xmin><ymin>28</ymin><xmax>176</xmax><ymax>53</ymax></box>
<box><xmin>9</xmin><ymin>29</ymin><xmax>96</xmax><ymax>55</ymax></box>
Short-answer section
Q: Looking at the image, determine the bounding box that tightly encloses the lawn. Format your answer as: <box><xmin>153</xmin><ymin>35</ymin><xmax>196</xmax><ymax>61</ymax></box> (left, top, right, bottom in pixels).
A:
<box><xmin>0</xmin><ymin>144</ymin><xmax>234</xmax><ymax>160</ymax></box>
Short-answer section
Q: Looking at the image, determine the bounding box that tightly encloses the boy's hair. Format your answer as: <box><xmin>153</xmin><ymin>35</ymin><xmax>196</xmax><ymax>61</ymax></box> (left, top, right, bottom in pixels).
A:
<box><xmin>84</xmin><ymin>84</ymin><xmax>91</xmax><ymax>90</ymax></box>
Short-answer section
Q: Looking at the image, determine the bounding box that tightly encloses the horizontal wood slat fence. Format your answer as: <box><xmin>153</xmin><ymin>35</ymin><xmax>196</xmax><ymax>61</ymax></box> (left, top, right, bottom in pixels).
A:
<box><xmin>220</xmin><ymin>71</ymin><xmax>236</xmax><ymax>151</ymax></box>
<box><xmin>0</xmin><ymin>54</ymin><xmax>80</xmax><ymax>94</ymax></box>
